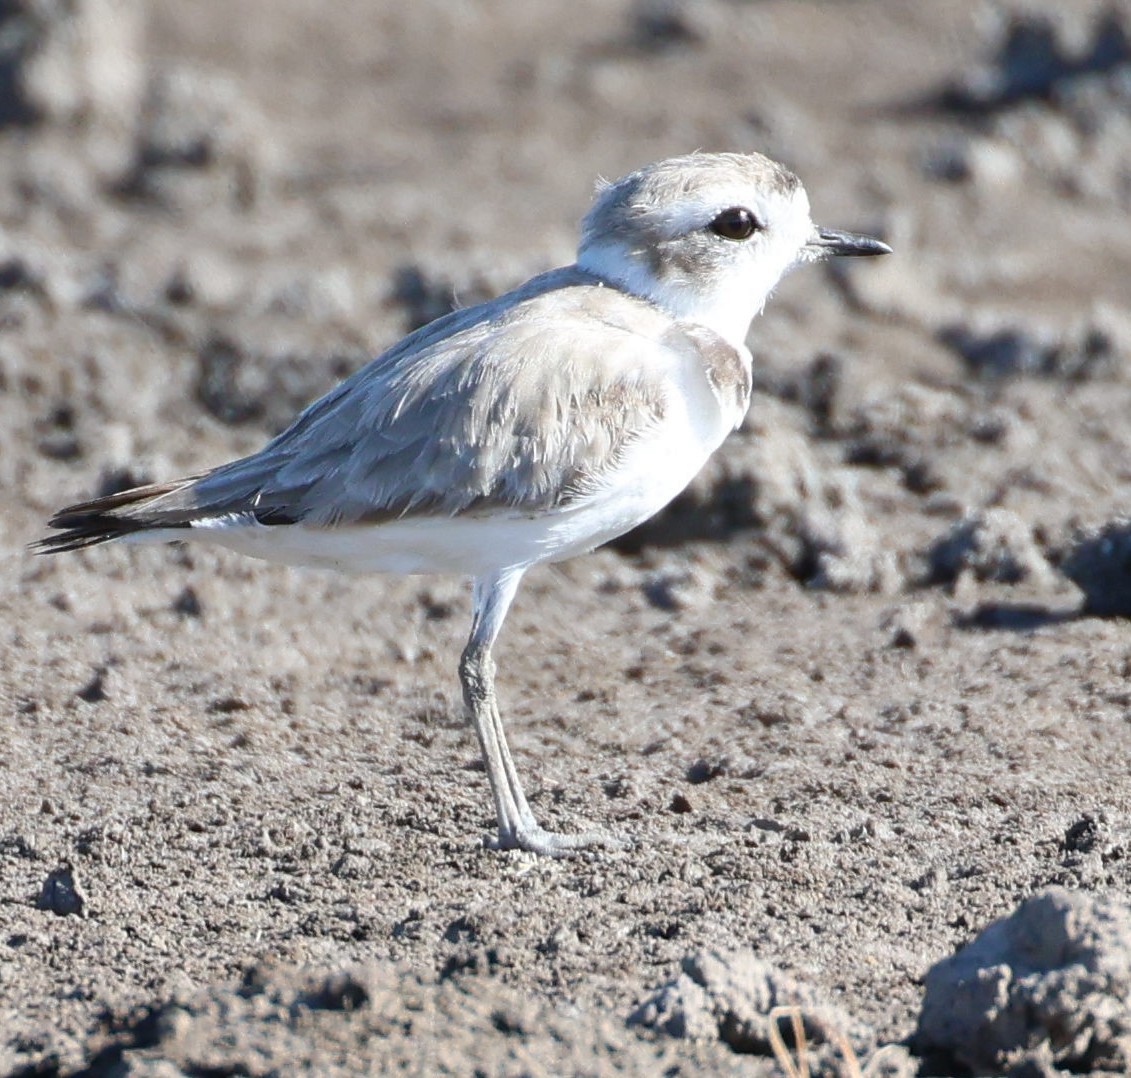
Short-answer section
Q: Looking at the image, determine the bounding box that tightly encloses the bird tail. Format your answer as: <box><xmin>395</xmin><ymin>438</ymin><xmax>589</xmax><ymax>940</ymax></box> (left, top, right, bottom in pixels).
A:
<box><xmin>33</xmin><ymin>478</ymin><xmax>202</xmax><ymax>554</ymax></box>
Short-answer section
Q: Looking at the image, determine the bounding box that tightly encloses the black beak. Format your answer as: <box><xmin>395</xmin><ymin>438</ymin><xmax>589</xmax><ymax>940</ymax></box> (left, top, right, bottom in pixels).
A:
<box><xmin>805</xmin><ymin>226</ymin><xmax>892</xmax><ymax>258</ymax></box>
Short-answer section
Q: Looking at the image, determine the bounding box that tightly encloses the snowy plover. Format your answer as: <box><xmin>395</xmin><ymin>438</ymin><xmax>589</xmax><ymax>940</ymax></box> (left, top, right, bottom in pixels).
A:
<box><xmin>38</xmin><ymin>152</ymin><xmax>889</xmax><ymax>857</ymax></box>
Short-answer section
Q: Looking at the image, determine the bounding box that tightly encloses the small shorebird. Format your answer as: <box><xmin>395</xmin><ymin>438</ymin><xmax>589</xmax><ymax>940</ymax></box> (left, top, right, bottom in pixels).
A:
<box><xmin>38</xmin><ymin>152</ymin><xmax>889</xmax><ymax>856</ymax></box>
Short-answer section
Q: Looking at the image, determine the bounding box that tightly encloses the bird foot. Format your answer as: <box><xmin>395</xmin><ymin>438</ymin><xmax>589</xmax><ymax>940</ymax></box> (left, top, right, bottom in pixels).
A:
<box><xmin>487</xmin><ymin>822</ymin><xmax>631</xmax><ymax>858</ymax></box>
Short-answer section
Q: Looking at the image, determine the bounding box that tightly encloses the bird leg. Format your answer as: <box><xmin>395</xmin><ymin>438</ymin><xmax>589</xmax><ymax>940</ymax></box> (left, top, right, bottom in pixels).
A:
<box><xmin>459</xmin><ymin>571</ymin><xmax>626</xmax><ymax>857</ymax></box>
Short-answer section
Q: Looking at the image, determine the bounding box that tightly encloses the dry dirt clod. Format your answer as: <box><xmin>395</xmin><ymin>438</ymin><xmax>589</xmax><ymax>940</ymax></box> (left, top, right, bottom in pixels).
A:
<box><xmin>924</xmin><ymin>507</ymin><xmax>1055</xmax><ymax>588</ymax></box>
<box><xmin>37</xmin><ymin>863</ymin><xmax>86</xmax><ymax>917</ymax></box>
<box><xmin>1061</xmin><ymin>518</ymin><xmax>1131</xmax><ymax>616</ymax></box>
<box><xmin>629</xmin><ymin>949</ymin><xmax>875</xmax><ymax>1062</ymax></box>
<box><xmin>0</xmin><ymin>0</ymin><xmax>144</xmax><ymax>128</ymax></box>
<box><xmin>915</xmin><ymin>887</ymin><xmax>1131</xmax><ymax>1076</ymax></box>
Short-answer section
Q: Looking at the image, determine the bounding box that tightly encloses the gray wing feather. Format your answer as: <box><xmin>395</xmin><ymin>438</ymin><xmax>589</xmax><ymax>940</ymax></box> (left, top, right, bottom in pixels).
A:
<box><xmin>140</xmin><ymin>270</ymin><xmax>704</xmax><ymax>527</ymax></box>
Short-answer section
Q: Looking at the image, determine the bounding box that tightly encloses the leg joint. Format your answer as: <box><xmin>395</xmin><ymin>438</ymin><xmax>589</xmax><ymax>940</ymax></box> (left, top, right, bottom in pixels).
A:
<box><xmin>459</xmin><ymin>641</ymin><xmax>494</xmax><ymax>696</ymax></box>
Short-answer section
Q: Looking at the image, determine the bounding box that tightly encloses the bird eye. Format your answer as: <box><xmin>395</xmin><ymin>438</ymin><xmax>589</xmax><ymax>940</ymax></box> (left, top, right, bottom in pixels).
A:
<box><xmin>708</xmin><ymin>207</ymin><xmax>761</xmax><ymax>240</ymax></box>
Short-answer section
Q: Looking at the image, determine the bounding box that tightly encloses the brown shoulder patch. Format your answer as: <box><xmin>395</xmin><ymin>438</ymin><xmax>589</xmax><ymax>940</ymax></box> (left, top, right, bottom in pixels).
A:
<box><xmin>662</xmin><ymin>323</ymin><xmax>752</xmax><ymax>418</ymax></box>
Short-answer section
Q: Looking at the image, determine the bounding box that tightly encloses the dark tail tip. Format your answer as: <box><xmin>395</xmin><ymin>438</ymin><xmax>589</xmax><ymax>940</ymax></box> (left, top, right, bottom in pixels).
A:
<box><xmin>34</xmin><ymin>479</ymin><xmax>193</xmax><ymax>555</ymax></box>
<box><xmin>32</xmin><ymin>513</ymin><xmax>156</xmax><ymax>554</ymax></box>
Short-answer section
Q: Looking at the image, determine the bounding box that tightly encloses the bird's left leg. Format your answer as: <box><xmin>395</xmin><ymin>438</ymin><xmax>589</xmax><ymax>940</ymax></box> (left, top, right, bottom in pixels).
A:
<box><xmin>460</xmin><ymin>569</ymin><xmax>626</xmax><ymax>856</ymax></box>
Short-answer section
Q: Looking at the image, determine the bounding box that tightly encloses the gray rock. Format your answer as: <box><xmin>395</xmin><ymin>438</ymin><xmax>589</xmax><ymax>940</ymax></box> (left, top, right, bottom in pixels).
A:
<box><xmin>916</xmin><ymin>887</ymin><xmax>1131</xmax><ymax>1075</ymax></box>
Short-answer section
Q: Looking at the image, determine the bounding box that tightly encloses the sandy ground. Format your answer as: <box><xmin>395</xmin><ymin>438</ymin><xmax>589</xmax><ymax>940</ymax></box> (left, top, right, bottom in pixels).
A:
<box><xmin>3</xmin><ymin>0</ymin><xmax>1131</xmax><ymax>1074</ymax></box>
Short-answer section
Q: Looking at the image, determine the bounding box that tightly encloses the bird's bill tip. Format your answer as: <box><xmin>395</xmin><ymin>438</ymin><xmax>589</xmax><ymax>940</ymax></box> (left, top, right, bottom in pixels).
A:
<box><xmin>805</xmin><ymin>226</ymin><xmax>892</xmax><ymax>259</ymax></box>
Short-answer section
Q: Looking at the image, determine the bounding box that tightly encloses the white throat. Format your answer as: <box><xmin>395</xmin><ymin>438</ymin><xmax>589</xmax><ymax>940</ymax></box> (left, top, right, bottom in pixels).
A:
<box><xmin>577</xmin><ymin>245</ymin><xmax>773</xmax><ymax>351</ymax></box>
